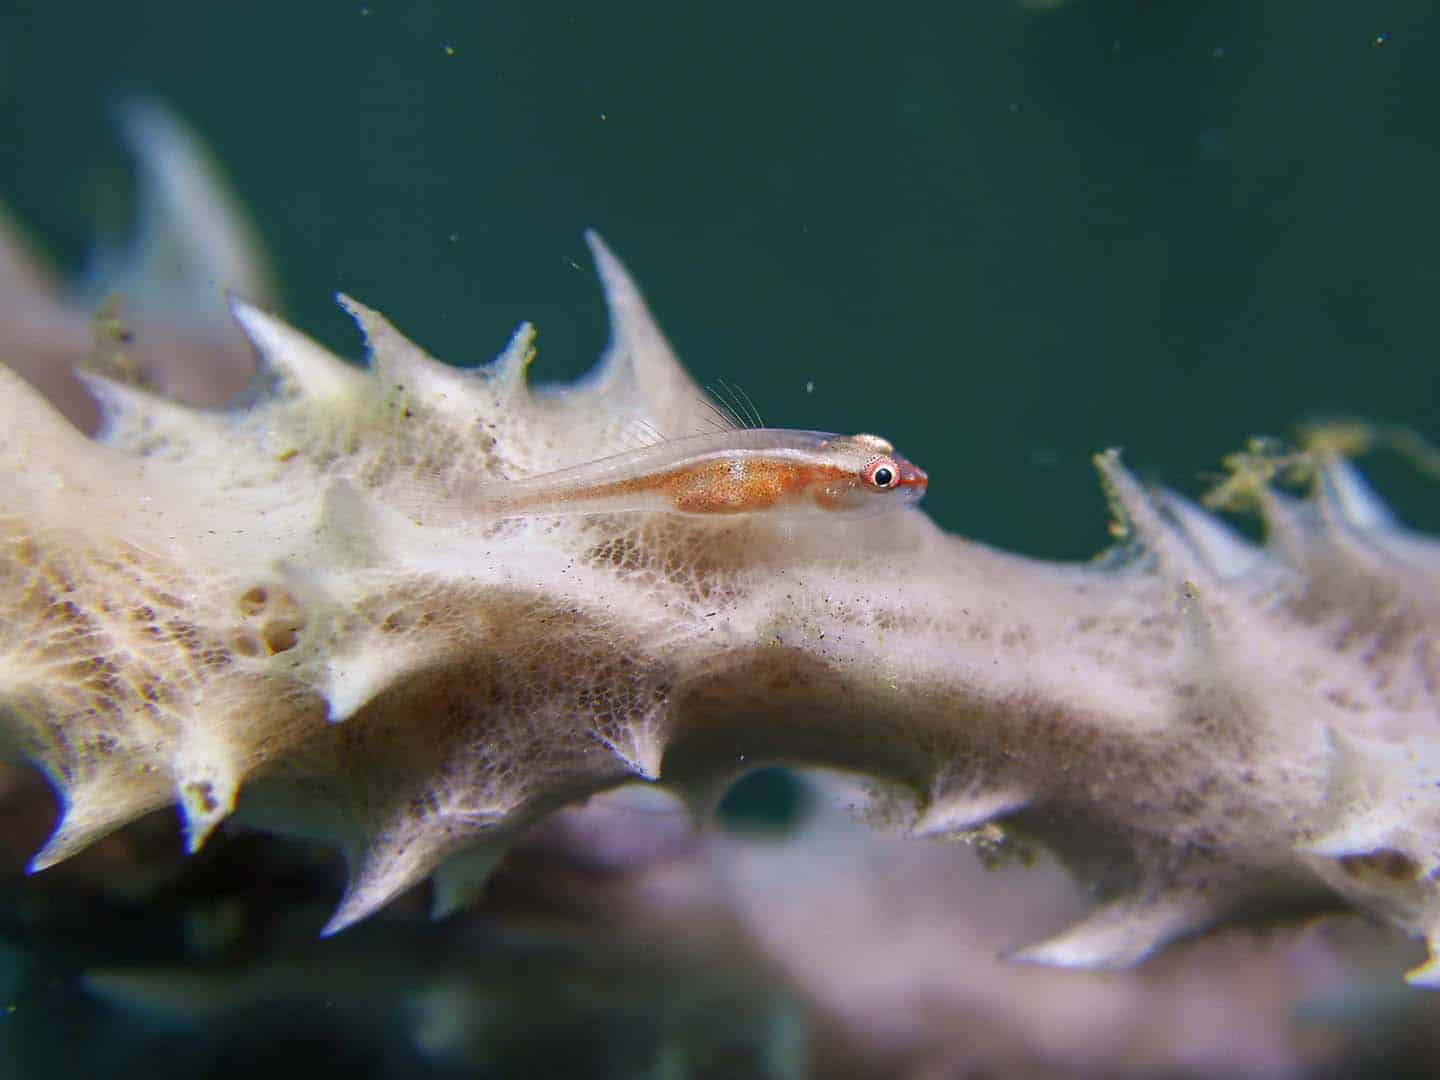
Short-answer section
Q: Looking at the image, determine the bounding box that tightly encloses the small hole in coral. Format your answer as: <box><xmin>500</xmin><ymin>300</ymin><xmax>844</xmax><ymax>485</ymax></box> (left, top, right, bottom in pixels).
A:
<box><xmin>232</xmin><ymin>632</ymin><xmax>263</xmax><ymax>658</ymax></box>
<box><xmin>237</xmin><ymin>585</ymin><xmax>269</xmax><ymax>616</ymax></box>
<box><xmin>260</xmin><ymin>622</ymin><xmax>300</xmax><ymax>654</ymax></box>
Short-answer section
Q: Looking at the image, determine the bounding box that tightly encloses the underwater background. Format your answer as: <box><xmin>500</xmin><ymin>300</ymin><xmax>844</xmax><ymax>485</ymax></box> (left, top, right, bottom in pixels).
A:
<box><xmin>2</xmin><ymin>2</ymin><xmax>1440</xmax><ymax>1076</ymax></box>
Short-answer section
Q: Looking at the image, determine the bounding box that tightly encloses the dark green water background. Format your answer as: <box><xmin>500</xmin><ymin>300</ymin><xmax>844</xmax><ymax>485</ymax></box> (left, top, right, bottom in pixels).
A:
<box><xmin>5</xmin><ymin>2</ymin><xmax>1437</xmax><ymax>556</ymax></box>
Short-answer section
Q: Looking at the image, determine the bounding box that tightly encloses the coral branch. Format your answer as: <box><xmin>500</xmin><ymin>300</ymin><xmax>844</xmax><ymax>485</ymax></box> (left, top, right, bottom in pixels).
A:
<box><xmin>2</xmin><ymin>230</ymin><xmax>1438</xmax><ymax>985</ymax></box>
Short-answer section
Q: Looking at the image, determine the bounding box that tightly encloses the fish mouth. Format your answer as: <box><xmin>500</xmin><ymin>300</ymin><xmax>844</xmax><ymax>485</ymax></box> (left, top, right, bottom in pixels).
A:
<box><xmin>896</xmin><ymin>460</ymin><xmax>928</xmax><ymax>492</ymax></box>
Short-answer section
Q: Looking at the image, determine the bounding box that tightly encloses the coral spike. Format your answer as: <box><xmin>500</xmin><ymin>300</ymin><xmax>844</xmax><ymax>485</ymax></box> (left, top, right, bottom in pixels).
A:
<box><xmin>1157</xmin><ymin>490</ymin><xmax>1264</xmax><ymax>580</ymax></box>
<box><xmin>1093</xmin><ymin>448</ymin><xmax>1211</xmax><ymax>586</ymax></box>
<box><xmin>174</xmin><ymin>750</ymin><xmax>240</xmax><ymax>854</ymax></box>
<box><xmin>428</xmin><ymin>840</ymin><xmax>508</xmax><ymax>920</ymax></box>
<box><xmin>488</xmin><ymin>321</ymin><xmax>537</xmax><ymax>396</ymax></box>
<box><xmin>337</xmin><ymin>293</ymin><xmax>481</xmax><ymax>421</ymax></box>
<box><xmin>230</xmin><ymin>297</ymin><xmax>367</xmax><ymax>400</ymax></box>
<box><xmin>29</xmin><ymin>776</ymin><xmax>172</xmax><ymax>872</ymax></box>
<box><xmin>1010</xmin><ymin>886</ymin><xmax>1226</xmax><ymax>971</ymax></box>
<box><xmin>322</xmin><ymin>814</ymin><xmax>505</xmax><ymax>937</ymax></box>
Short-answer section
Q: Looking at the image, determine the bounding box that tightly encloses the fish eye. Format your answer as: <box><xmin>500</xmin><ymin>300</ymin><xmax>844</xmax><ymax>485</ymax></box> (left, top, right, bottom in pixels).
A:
<box><xmin>867</xmin><ymin>460</ymin><xmax>897</xmax><ymax>489</ymax></box>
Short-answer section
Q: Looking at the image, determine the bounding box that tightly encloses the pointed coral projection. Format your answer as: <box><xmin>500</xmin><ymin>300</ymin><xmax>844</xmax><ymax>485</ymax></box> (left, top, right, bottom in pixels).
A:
<box><xmin>588</xmin><ymin>707</ymin><xmax>667</xmax><ymax>783</ymax></box>
<box><xmin>229</xmin><ymin>298</ymin><xmax>368</xmax><ymax>404</ymax></box>
<box><xmin>0</xmin><ymin>99</ymin><xmax>275</xmax><ymax>432</ymax></box>
<box><xmin>80</xmin><ymin>97</ymin><xmax>276</xmax><ymax>413</ymax></box>
<box><xmin>176</xmin><ymin>771</ymin><xmax>237</xmax><ymax>855</ymax></box>
<box><xmin>1318</xmin><ymin>453</ymin><xmax>1401</xmax><ymax>533</ymax></box>
<box><xmin>428</xmin><ymin>837</ymin><xmax>511</xmax><ymax>920</ymax></box>
<box><xmin>171</xmin><ymin>724</ymin><xmax>246</xmax><ymax>854</ymax></box>
<box><xmin>339</xmin><ymin>293</ymin><xmax>483</xmax><ymax>424</ymax></box>
<box><xmin>1302</xmin><ymin>728</ymin><xmax>1432</xmax><ymax>861</ymax></box>
<box><xmin>28</xmin><ymin>768</ymin><xmax>174</xmax><ymax>873</ymax></box>
<box><xmin>320</xmin><ymin>646</ymin><xmax>421</xmax><ymax>727</ymax></box>
<box><xmin>487</xmin><ymin>321</ymin><xmax>538</xmax><ymax>401</ymax></box>
<box><xmin>0</xmin><ymin>360</ymin><xmax>121</xmax><ymax>494</ymax></box>
<box><xmin>581</xmin><ymin>231</ymin><xmax>715</xmax><ymax>440</ymax></box>
<box><xmin>1155</xmin><ymin>490</ymin><xmax>1265</xmax><ymax>581</ymax></box>
<box><xmin>1093</xmin><ymin>448</ymin><xmax>1216</xmax><ymax>589</ymax></box>
<box><xmin>1299</xmin><ymin>727</ymin><xmax>1440</xmax><ymax>977</ymax></box>
<box><xmin>322</xmin><ymin>811</ymin><xmax>509</xmax><ymax>937</ymax></box>
<box><xmin>312</xmin><ymin>477</ymin><xmax>420</xmax><ymax>575</ymax></box>
<box><xmin>75</xmin><ymin>368</ymin><xmax>236</xmax><ymax>465</ymax></box>
<box><xmin>104</xmin><ymin>96</ymin><xmax>277</xmax><ymax>325</ymax></box>
<box><xmin>1009</xmin><ymin>878</ymin><xmax>1243</xmax><ymax>971</ymax></box>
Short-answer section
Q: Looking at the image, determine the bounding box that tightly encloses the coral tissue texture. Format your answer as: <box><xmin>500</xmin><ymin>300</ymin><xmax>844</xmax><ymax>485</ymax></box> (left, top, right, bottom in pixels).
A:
<box><xmin>2</xmin><ymin>226</ymin><xmax>1439</xmax><ymax>984</ymax></box>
